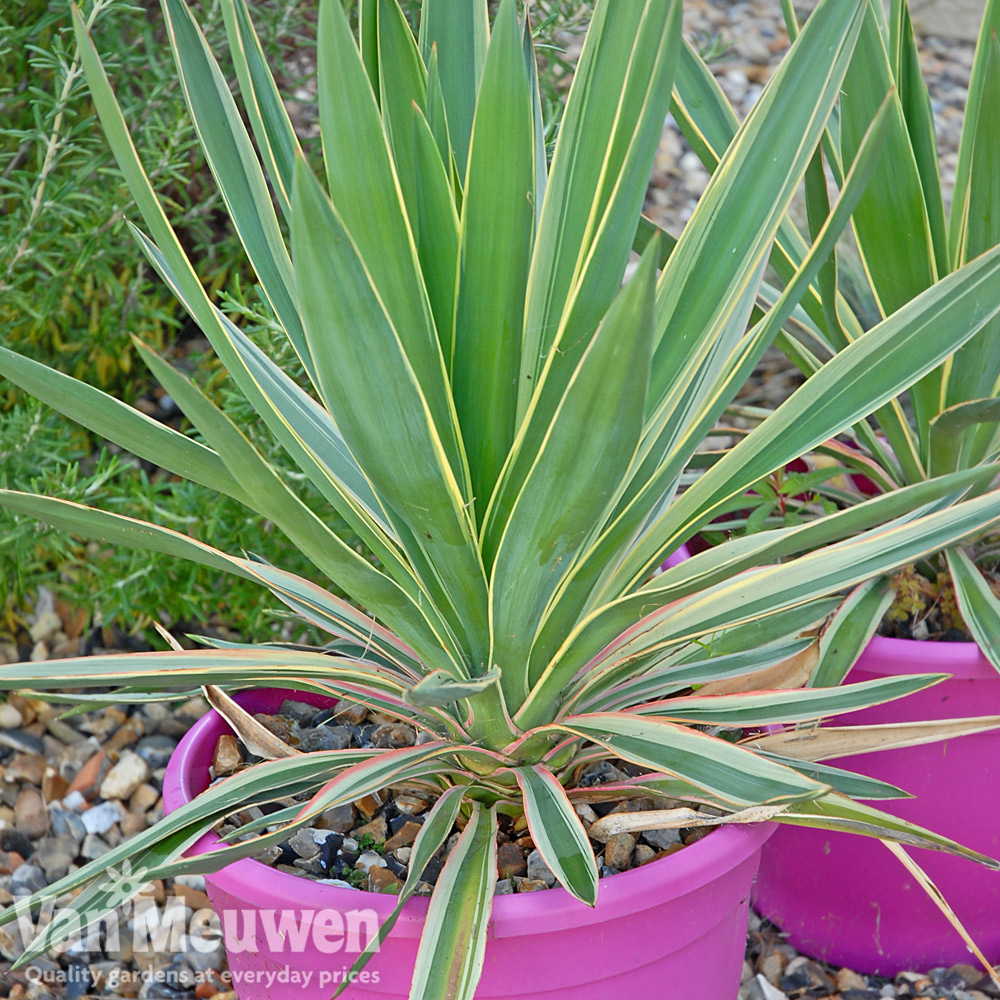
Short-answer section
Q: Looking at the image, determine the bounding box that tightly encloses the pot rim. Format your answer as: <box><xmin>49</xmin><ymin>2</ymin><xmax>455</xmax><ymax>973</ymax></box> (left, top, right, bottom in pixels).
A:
<box><xmin>862</xmin><ymin>633</ymin><xmax>992</xmax><ymax>681</ymax></box>
<box><xmin>163</xmin><ymin>687</ymin><xmax>775</xmax><ymax>939</ymax></box>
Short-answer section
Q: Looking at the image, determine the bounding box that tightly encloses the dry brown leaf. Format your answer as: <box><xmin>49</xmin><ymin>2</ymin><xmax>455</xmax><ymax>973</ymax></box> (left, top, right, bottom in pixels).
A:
<box><xmin>588</xmin><ymin>804</ymin><xmax>788</xmax><ymax>843</ymax></box>
<box><xmin>744</xmin><ymin>715</ymin><xmax>1000</xmax><ymax>761</ymax></box>
<box><xmin>696</xmin><ymin>641</ymin><xmax>819</xmax><ymax>697</ymax></box>
<box><xmin>203</xmin><ymin>684</ymin><xmax>302</xmax><ymax>760</ymax></box>
<box><xmin>153</xmin><ymin>621</ymin><xmax>185</xmax><ymax>652</ymax></box>
<box><xmin>882</xmin><ymin>840</ymin><xmax>1000</xmax><ymax>989</ymax></box>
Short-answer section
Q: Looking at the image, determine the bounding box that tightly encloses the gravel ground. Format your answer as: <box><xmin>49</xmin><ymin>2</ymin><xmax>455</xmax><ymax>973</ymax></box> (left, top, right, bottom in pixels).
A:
<box><xmin>0</xmin><ymin>2</ymin><xmax>991</xmax><ymax>998</ymax></box>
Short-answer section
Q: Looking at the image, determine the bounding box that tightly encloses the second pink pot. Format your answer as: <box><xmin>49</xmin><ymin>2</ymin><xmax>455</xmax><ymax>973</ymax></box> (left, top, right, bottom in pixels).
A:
<box><xmin>753</xmin><ymin>635</ymin><xmax>1000</xmax><ymax>975</ymax></box>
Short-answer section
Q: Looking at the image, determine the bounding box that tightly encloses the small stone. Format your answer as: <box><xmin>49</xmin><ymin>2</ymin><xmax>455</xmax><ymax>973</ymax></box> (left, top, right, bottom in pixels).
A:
<box><xmin>81</xmin><ymin>833</ymin><xmax>112</xmax><ymax>860</ymax></box>
<box><xmin>33</xmin><ymin>836</ymin><xmax>76</xmax><ymax>880</ymax></box>
<box><xmin>782</xmin><ymin>957</ymin><xmax>835</xmax><ymax>995</ymax></box>
<box><xmin>760</xmin><ymin>949</ymin><xmax>789</xmax><ymax>986</ymax></box>
<box><xmin>384</xmin><ymin>820</ymin><xmax>421</xmax><ymax>851</ymax></box>
<box><xmin>176</xmin><ymin>696</ymin><xmax>210</xmax><ymax>720</ymax></box>
<box><xmin>61</xmin><ymin>790</ymin><xmax>88</xmax><ymax>813</ymax></box>
<box><xmin>354</xmin><ymin>814</ymin><xmax>388</xmax><ymax>843</ymax></box>
<box><xmin>368</xmin><ymin>867</ymin><xmax>402</xmax><ymax>893</ymax></box>
<box><xmin>89</xmin><ymin>961</ymin><xmax>130</xmax><ymax>993</ymax></box>
<box><xmin>0</xmin><ymin>704</ymin><xmax>23</xmax><ymax>729</ymax></box>
<box><xmin>0</xmin><ymin>729</ymin><xmax>44</xmax><ymax>755</ymax></box>
<box><xmin>393</xmin><ymin>846</ymin><xmax>411</xmax><ymax>864</ymax></box>
<box><xmin>278</xmin><ymin>700</ymin><xmax>319</xmax><ymax>725</ymax></box>
<box><xmin>633</xmin><ymin>844</ymin><xmax>656</xmax><ymax>866</ymax></box>
<box><xmin>99</xmin><ymin>751</ymin><xmax>149</xmax><ymax>800</ymax></box>
<box><xmin>120</xmin><ymin>812</ymin><xmax>148</xmax><ymax>837</ymax></box>
<box><xmin>418</xmin><ymin>856</ymin><xmax>442</xmax><ymax>884</ymax></box>
<box><xmin>14</xmin><ymin>788</ymin><xmax>48</xmax><ymax>839</ymax></box>
<box><xmin>79</xmin><ymin>706</ymin><xmax>127</xmax><ymax>741</ymax></box>
<box><xmin>10</xmin><ymin>862</ymin><xmax>46</xmax><ymax>895</ymax></box>
<box><xmin>316</xmin><ymin>878</ymin><xmax>356</xmax><ymax>890</ymax></box>
<box><xmin>494</xmin><ymin>878</ymin><xmax>514</xmax><ymax>895</ymax></box>
<box><xmin>603</xmin><ymin>832</ymin><xmax>636</xmax><ymax>871</ymax></box>
<box><xmin>526</xmin><ymin>849</ymin><xmax>556</xmax><ymax>887</ymax></box>
<box><xmin>574</xmin><ymin>803</ymin><xmax>598</xmax><ymax>826</ymax></box>
<box><xmin>371</xmin><ymin>723</ymin><xmax>416</xmax><ymax>748</ymax></box>
<box><xmin>256</xmin><ymin>845</ymin><xmax>283</xmax><ymax>865</ymax></box>
<box><xmin>513</xmin><ymin>877</ymin><xmax>549</xmax><ymax>893</ymax></box>
<box><xmin>139</xmin><ymin>981</ymin><xmax>190</xmax><ymax>999</ymax></box>
<box><xmin>746</xmin><ymin>973</ymin><xmax>787</xmax><ymax>1000</ymax></box>
<box><xmin>211</xmin><ymin>735</ymin><xmax>242</xmax><ymax>777</ymax></box>
<box><xmin>195</xmin><ymin>975</ymin><xmax>227</xmax><ymax>997</ymax></box>
<box><xmin>174</xmin><ymin>882</ymin><xmax>212</xmax><ymax>911</ymax></box>
<box><xmin>949</xmin><ymin>966</ymin><xmax>986</xmax><ymax>989</ymax></box>
<box><xmin>299</xmin><ymin>726</ymin><xmax>353</xmax><ymax>752</ymax></box>
<box><xmin>1</xmin><ymin>829</ymin><xmax>34</xmax><ymax>858</ymax></box>
<box><xmin>41</xmin><ymin>767</ymin><xmax>68</xmax><ymax>803</ymax></box>
<box><xmin>80</xmin><ymin>800</ymin><xmax>126</xmax><ymax>835</ymax></box>
<box><xmin>49</xmin><ymin>807</ymin><xmax>86</xmax><ymax>843</ymax></box>
<box><xmin>129</xmin><ymin>783</ymin><xmax>160</xmax><ymax>814</ymax></box>
<box><xmin>134</xmin><ymin>735</ymin><xmax>178</xmax><ymax>770</ymax></box>
<box><xmin>389</xmin><ymin>812</ymin><xmax>423</xmax><ymax>835</ymax></box>
<box><xmin>293</xmin><ymin>855</ymin><xmax>326</xmax><ymax>875</ymax></box>
<box><xmin>355</xmin><ymin>850</ymin><xmax>387</xmax><ymax>872</ymax></box>
<box><xmin>332</xmin><ymin>698</ymin><xmax>368</xmax><ymax>726</ymax></box>
<box><xmin>47</xmin><ymin>717</ymin><xmax>87</xmax><ymax>746</ymax></box>
<box><xmin>393</xmin><ymin>793</ymin><xmax>429</xmax><ymax>815</ymax></box>
<box><xmin>63</xmin><ymin>962</ymin><xmax>90</xmax><ymax>1000</ymax></box>
<box><xmin>317</xmin><ymin>832</ymin><xmax>345</xmax><ymax>869</ymax></box>
<box><xmin>496</xmin><ymin>842</ymin><xmax>527</xmax><ymax>879</ymax></box>
<box><xmin>355</xmin><ymin>793</ymin><xmax>383</xmax><ymax>820</ymax></box>
<box><xmin>252</xmin><ymin>713</ymin><xmax>294</xmax><ymax>742</ymax></box>
<box><xmin>105</xmin><ymin>716</ymin><xmax>146</xmax><ymax>755</ymax></box>
<box><xmin>66</xmin><ymin>750</ymin><xmax>109</xmax><ymax>801</ymax></box>
<box><xmin>836</xmin><ymin>968</ymin><xmax>869</xmax><ymax>992</ymax></box>
<box><xmin>29</xmin><ymin>611</ymin><xmax>62</xmax><ymax>644</ymax></box>
<box><xmin>316</xmin><ymin>803</ymin><xmax>356</xmax><ymax>832</ymax></box>
<box><xmin>578</xmin><ymin>761</ymin><xmax>627</xmax><ymax>786</ymax></box>
<box><xmin>186</xmin><ymin>939</ymin><xmax>227</xmax><ymax>976</ymax></box>
<box><xmin>642</xmin><ymin>827</ymin><xmax>682</xmax><ymax>850</ymax></box>
<box><xmin>3</xmin><ymin>753</ymin><xmax>47</xmax><ymax>785</ymax></box>
<box><xmin>0</xmin><ymin>849</ymin><xmax>22</xmax><ymax>874</ymax></box>
<box><xmin>288</xmin><ymin>828</ymin><xmax>320</xmax><ymax>859</ymax></box>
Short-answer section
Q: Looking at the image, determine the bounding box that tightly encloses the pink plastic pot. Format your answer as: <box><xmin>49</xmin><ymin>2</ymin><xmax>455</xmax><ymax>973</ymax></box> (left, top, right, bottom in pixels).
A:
<box><xmin>164</xmin><ymin>687</ymin><xmax>774</xmax><ymax>999</ymax></box>
<box><xmin>753</xmin><ymin>635</ymin><xmax>1000</xmax><ymax>975</ymax></box>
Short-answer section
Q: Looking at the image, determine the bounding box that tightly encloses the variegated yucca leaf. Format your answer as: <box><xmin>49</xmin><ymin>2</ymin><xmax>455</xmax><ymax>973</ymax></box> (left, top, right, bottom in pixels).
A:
<box><xmin>670</xmin><ymin>0</ymin><xmax>1000</xmax><ymax>680</ymax></box>
<box><xmin>7</xmin><ymin>1</ymin><xmax>1000</xmax><ymax>997</ymax></box>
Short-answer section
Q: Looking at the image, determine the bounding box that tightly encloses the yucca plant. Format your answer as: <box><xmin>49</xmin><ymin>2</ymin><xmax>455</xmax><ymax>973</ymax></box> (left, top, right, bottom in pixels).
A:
<box><xmin>7</xmin><ymin>0</ymin><xmax>1000</xmax><ymax>995</ymax></box>
<box><xmin>669</xmin><ymin>0</ymin><xmax>1000</xmax><ymax>680</ymax></box>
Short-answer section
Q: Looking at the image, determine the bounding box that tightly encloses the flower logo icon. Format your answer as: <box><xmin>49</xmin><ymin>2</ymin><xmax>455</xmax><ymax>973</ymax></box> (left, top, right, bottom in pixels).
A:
<box><xmin>99</xmin><ymin>860</ymin><xmax>154</xmax><ymax>915</ymax></box>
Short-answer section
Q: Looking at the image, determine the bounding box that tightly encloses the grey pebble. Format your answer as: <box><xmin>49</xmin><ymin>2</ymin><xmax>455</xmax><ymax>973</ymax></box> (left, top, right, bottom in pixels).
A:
<box><xmin>134</xmin><ymin>735</ymin><xmax>178</xmax><ymax>770</ymax></box>
<box><xmin>80</xmin><ymin>800</ymin><xmax>125</xmax><ymax>835</ymax></box>
<box><xmin>299</xmin><ymin>726</ymin><xmax>353</xmax><ymax>752</ymax></box>
<box><xmin>525</xmin><ymin>849</ymin><xmax>556</xmax><ymax>887</ymax></box>
<box><xmin>81</xmin><ymin>833</ymin><xmax>112</xmax><ymax>860</ymax></box>
<box><xmin>0</xmin><ymin>729</ymin><xmax>45</xmax><ymax>755</ymax></box>
<box><xmin>33</xmin><ymin>835</ymin><xmax>78</xmax><ymax>879</ymax></box>
<box><xmin>288</xmin><ymin>827</ymin><xmax>320</xmax><ymax>859</ymax></box>
<box><xmin>11</xmin><ymin>863</ymin><xmax>47</xmax><ymax>895</ymax></box>
<box><xmin>355</xmin><ymin>850</ymin><xmax>387</xmax><ymax>872</ymax></box>
<box><xmin>642</xmin><ymin>827</ymin><xmax>682</xmax><ymax>851</ymax></box>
